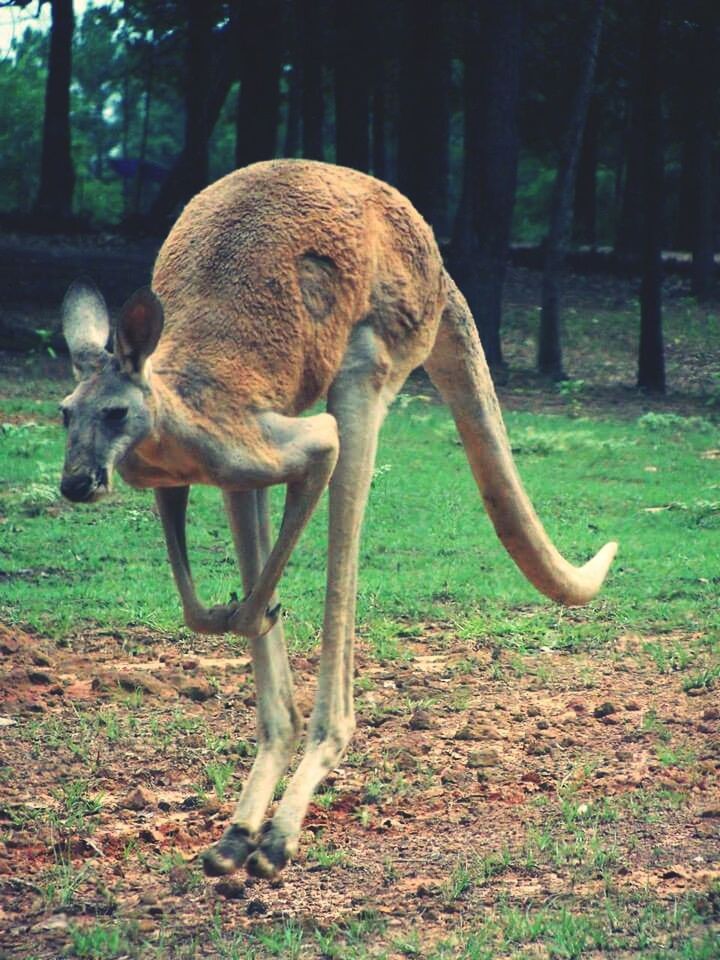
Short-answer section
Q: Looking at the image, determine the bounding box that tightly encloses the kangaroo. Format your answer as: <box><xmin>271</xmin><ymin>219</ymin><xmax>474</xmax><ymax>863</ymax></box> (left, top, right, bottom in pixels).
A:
<box><xmin>59</xmin><ymin>159</ymin><xmax>617</xmax><ymax>879</ymax></box>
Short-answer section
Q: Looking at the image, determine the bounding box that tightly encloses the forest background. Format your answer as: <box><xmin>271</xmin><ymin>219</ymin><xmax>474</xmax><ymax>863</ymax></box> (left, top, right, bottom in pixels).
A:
<box><xmin>1</xmin><ymin>0</ymin><xmax>718</xmax><ymax>393</ymax></box>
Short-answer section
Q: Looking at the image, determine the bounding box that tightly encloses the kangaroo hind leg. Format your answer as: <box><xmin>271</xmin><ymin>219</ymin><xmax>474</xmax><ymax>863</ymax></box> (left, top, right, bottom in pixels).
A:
<box><xmin>202</xmin><ymin>488</ymin><xmax>302</xmax><ymax>877</ymax></box>
<box><xmin>245</xmin><ymin>326</ymin><xmax>398</xmax><ymax>878</ymax></box>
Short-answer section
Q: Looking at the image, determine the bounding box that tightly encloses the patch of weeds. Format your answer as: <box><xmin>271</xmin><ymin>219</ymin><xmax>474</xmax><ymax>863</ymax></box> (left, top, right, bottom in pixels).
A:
<box><xmin>313</xmin><ymin>927</ymin><xmax>345</xmax><ymax>959</ymax></box>
<box><xmin>557</xmin><ymin>378</ymin><xmax>586</xmax><ymax>417</ymax></box>
<box><xmin>157</xmin><ymin>849</ymin><xmax>185</xmax><ymax>874</ymax></box>
<box><xmin>315</xmin><ymin>787</ymin><xmax>338</xmax><ymax>810</ymax></box>
<box><xmin>393</xmin><ymin>929</ymin><xmax>423</xmax><ymax>956</ymax></box>
<box><xmin>448</xmin><ymin>685</ymin><xmax>472</xmax><ymax>712</ymax></box>
<box><xmin>560</xmin><ymin>796</ymin><xmax>618</xmax><ymax>829</ymax></box>
<box><xmin>638</xmin><ymin>411</ymin><xmax>715</xmax><ymax>433</ymax></box>
<box><xmin>209</xmin><ymin>909</ymin><xmax>257</xmax><ymax>960</ymax></box>
<box><xmin>656</xmin><ymin>742</ymin><xmax>696</xmax><ymax>769</ymax></box>
<box><xmin>442</xmin><ymin>850</ymin><xmax>513</xmax><ymax>904</ymax></box>
<box><xmin>250</xmin><ymin>920</ymin><xmax>304</xmax><ymax>958</ymax></box>
<box><xmin>344</xmin><ymin>750</ymin><xmax>369</xmax><ymax>768</ymax></box>
<box><xmin>69</xmin><ymin>921</ymin><xmax>133</xmax><ymax>959</ymax></box>
<box><xmin>364</xmin><ymin>619</ymin><xmax>413</xmax><ymax>662</ymax></box>
<box><xmin>204</xmin><ymin>761</ymin><xmax>235</xmax><ymax>800</ymax></box>
<box><xmin>347</xmin><ymin>805</ymin><xmax>371</xmax><ymax>833</ymax></box>
<box><xmin>50</xmin><ymin>779</ymin><xmax>104</xmax><ymax>836</ymax></box>
<box><xmin>622</xmin><ymin>787</ymin><xmax>688</xmax><ymax>822</ymax></box>
<box><xmin>682</xmin><ymin>665</ymin><xmax>720</xmax><ymax>692</ymax></box>
<box><xmin>449</xmin><ymin>656</ymin><xmax>482</xmax><ymax>676</ymax></box>
<box><xmin>363</xmin><ymin>778</ymin><xmax>386</xmax><ymax>805</ymax></box>
<box><xmin>41</xmin><ymin>861</ymin><xmax>90</xmax><ymax>909</ymax></box>
<box><xmin>273</xmin><ymin>776</ymin><xmax>288</xmax><ymax>801</ymax></box>
<box><xmin>500</xmin><ymin>904</ymin><xmax>610</xmax><ymax>956</ymax></box>
<box><xmin>443</xmin><ymin>859</ymin><xmax>474</xmax><ymax>902</ymax></box>
<box><xmin>641</xmin><ymin>709</ymin><xmax>672</xmax><ymax>741</ymax></box>
<box><xmin>120</xmin><ymin>687</ymin><xmax>144</xmax><ymax>710</ymax></box>
<box><xmin>307</xmin><ymin>840</ymin><xmax>347</xmax><ymax>869</ymax></box>
<box><xmin>95</xmin><ymin>709</ymin><xmax>125</xmax><ymax>742</ymax></box>
<box><xmin>645</xmin><ymin>640</ymin><xmax>695</xmax><ymax>674</ymax></box>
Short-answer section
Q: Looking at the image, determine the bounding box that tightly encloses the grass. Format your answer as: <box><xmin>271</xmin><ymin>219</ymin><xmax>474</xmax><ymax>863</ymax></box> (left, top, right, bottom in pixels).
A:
<box><xmin>1</xmin><ymin>369</ymin><xmax>718</xmax><ymax>660</ymax></box>
<box><xmin>1</xmin><ymin>294</ymin><xmax>719</xmax><ymax>959</ymax></box>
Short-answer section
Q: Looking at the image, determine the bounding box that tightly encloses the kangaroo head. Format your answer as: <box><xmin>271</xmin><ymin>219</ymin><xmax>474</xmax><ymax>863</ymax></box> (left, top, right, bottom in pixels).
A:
<box><xmin>59</xmin><ymin>280</ymin><xmax>164</xmax><ymax>503</ymax></box>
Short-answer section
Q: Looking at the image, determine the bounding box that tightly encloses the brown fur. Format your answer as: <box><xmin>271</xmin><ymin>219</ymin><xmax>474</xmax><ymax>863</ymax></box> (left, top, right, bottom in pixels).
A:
<box><xmin>151</xmin><ymin>160</ymin><xmax>445</xmax><ymax>416</ymax></box>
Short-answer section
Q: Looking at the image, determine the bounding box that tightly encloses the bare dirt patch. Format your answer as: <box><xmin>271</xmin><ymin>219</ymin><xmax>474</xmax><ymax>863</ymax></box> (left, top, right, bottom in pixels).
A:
<box><xmin>1</xmin><ymin>620</ymin><xmax>718</xmax><ymax>957</ymax></box>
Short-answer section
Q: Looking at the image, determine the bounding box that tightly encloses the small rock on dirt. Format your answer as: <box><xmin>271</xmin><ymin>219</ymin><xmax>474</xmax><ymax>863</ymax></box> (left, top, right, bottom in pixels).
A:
<box><xmin>467</xmin><ymin>748</ymin><xmax>500</xmax><ymax>768</ymax></box>
<box><xmin>26</xmin><ymin>668</ymin><xmax>54</xmax><ymax>685</ymax></box>
<box><xmin>168</xmin><ymin>865</ymin><xmax>191</xmax><ymax>891</ymax></box>
<box><xmin>455</xmin><ymin>723</ymin><xmax>495</xmax><ymax>741</ymax></box>
<box><xmin>702</xmin><ymin>707</ymin><xmax>719</xmax><ymax>721</ymax></box>
<box><xmin>593</xmin><ymin>702</ymin><xmax>617</xmax><ymax>719</ymax></box>
<box><xmin>216</xmin><ymin>878</ymin><xmax>246</xmax><ymax>900</ymax></box>
<box><xmin>138</xmin><ymin>827</ymin><xmax>162</xmax><ymax>844</ymax></box>
<box><xmin>246</xmin><ymin>899</ymin><xmax>268</xmax><ymax>917</ymax></box>
<box><xmin>409</xmin><ymin>709</ymin><xmax>433</xmax><ymax>731</ymax></box>
<box><xmin>0</xmin><ymin>634</ymin><xmax>20</xmax><ymax>655</ymax></box>
<box><xmin>124</xmin><ymin>786</ymin><xmax>156</xmax><ymax>811</ymax></box>
<box><xmin>180</xmin><ymin>679</ymin><xmax>214</xmax><ymax>702</ymax></box>
<box><xmin>32</xmin><ymin>914</ymin><xmax>69</xmax><ymax>933</ymax></box>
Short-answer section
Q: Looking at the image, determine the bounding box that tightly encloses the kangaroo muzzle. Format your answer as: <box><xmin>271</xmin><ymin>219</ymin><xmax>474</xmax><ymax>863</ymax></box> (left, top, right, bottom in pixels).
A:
<box><xmin>60</xmin><ymin>467</ymin><xmax>109</xmax><ymax>503</ymax></box>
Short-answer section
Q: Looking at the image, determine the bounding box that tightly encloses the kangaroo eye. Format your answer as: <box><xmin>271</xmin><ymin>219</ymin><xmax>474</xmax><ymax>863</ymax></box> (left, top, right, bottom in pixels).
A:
<box><xmin>103</xmin><ymin>406</ymin><xmax>129</xmax><ymax>423</ymax></box>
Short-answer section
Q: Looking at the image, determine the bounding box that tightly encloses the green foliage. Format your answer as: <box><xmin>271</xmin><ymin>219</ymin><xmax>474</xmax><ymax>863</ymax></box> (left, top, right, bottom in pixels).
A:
<box><xmin>69</xmin><ymin>922</ymin><xmax>133</xmax><ymax>959</ymax></box>
<box><xmin>0</xmin><ymin>28</ymin><xmax>46</xmax><ymax>211</ymax></box>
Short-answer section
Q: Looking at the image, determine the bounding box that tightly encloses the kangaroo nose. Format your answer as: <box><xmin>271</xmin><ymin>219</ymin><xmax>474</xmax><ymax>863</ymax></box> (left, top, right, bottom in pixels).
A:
<box><xmin>60</xmin><ymin>473</ymin><xmax>94</xmax><ymax>502</ymax></box>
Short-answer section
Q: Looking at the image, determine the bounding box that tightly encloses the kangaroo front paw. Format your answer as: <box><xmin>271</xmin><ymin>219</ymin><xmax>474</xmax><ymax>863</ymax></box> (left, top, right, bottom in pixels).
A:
<box><xmin>245</xmin><ymin>824</ymin><xmax>296</xmax><ymax>878</ymax></box>
<box><xmin>227</xmin><ymin>601</ymin><xmax>281</xmax><ymax>639</ymax></box>
<box><xmin>201</xmin><ymin>824</ymin><xmax>256</xmax><ymax>877</ymax></box>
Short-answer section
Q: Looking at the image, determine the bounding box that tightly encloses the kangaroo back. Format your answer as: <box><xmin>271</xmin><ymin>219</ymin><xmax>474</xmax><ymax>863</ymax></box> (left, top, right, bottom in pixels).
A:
<box><xmin>425</xmin><ymin>274</ymin><xmax>616</xmax><ymax>606</ymax></box>
<box><xmin>150</xmin><ymin>160</ymin><xmax>443</xmax><ymax>416</ymax></box>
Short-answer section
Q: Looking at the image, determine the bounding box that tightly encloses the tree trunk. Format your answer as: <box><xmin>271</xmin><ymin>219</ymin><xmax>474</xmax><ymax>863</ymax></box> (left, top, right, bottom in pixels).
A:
<box><xmin>637</xmin><ymin>0</ymin><xmax>665</xmax><ymax>394</ymax></box>
<box><xmin>236</xmin><ymin>0</ymin><xmax>282</xmax><ymax>168</ymax></box>
<box><xmin>538</xmin><ymin>0</ymin><xmax>604</xmax><ymax>380</ymax></box>
<box><xmin>448</xmin><ymin>0</ymin><xmax>523</xmax><ymax>372</ymax></box>
<box><xmin>615</xmin><ymin>93</ymin><xmax>644</xmax><ymax>263</ymax></box>
<box><xmin>34</xmin><ymin>0</ymin><xmax>75</xmax><ymax>221</ymax></box>
<box><xmin>132</xmin><ymin>46</ymin><xmax>154</xmax><ymax>216</ymax></box>
<box><xmin>371</xmin><ymin>65</ymin><xmax>387</xmax><ymax>180</ymax></box>
<box><xmin>573</xmin><ymin>97</ymin><xmax>599</xmax><ymax>247</ymax></box>
<box><xmin>689</xmin><ymin>5</ymin><xmax>717</xmax><ymax>301</ymax></box>
<box><xmin>334</xmin><ymin>0</ymin><xmax>370</xmax><ymax>171</ymax></box>
<box><xmin>299</xmin><ymin>0</ymin><xmax>325</xmax><ymax>160</ymax></box>
<box><xmin>284</xmin><ymin>65</ymin><xmax>302</xmax><ymax>157</ymax></box>
<box><xmin>149</xmin><ymin>15</ymin><xmax>237</xmax><ymax>224</ymax></box>
<box><xmin>397</xmin><ymin>0</ymin><xmax>450</xmax><ymax>236</ymax></box>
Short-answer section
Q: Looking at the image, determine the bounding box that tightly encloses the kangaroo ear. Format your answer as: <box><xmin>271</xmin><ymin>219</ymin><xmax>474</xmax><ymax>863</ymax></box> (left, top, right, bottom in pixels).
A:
<box><xmin>62</xmin><ymin>279</ymin><xmax>111</xmax><ymax>381</ymax></box>
<box><xmin>115</xmin><ymin>287</ymin><xmax>164</xmax><ymax>377</ymax></box>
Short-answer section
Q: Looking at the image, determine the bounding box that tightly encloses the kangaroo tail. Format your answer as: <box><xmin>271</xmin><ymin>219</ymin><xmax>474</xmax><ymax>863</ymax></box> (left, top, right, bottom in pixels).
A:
<box><xmin>424</xmin><ymin>272</ymin><xmax>617</xmax><ymax>607</ymax></box>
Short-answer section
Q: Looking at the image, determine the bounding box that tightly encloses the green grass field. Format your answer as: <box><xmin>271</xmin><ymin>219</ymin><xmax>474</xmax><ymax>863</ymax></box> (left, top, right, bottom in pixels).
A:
<box><xmin>1</xmin><ymin>384</ymin><xmax>718</xmax><ymax>654</ymax></box>
<box><xmin>0</xmin><ymin>294</ymin><xmax>719</xmax><ymax>958</ymax></box>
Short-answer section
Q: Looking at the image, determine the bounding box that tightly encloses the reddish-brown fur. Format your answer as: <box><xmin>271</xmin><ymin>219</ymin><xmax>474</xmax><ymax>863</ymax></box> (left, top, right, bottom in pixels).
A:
<box><xmin>152</xmin><ymin>160</ymin><xmax>445</xmax><ymax>416</ymax></box>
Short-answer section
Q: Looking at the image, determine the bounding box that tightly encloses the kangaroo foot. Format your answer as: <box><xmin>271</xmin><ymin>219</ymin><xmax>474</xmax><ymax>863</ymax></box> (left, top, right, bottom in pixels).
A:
<box><xmin>201</xmin><ymin>824</ymin><xmax>256</xmax><ymax>876</ymax></box>
<box><xmin>245</xmin><ymin>823</ymin><xmax>296</xmax><ymax>879</ymax></box>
